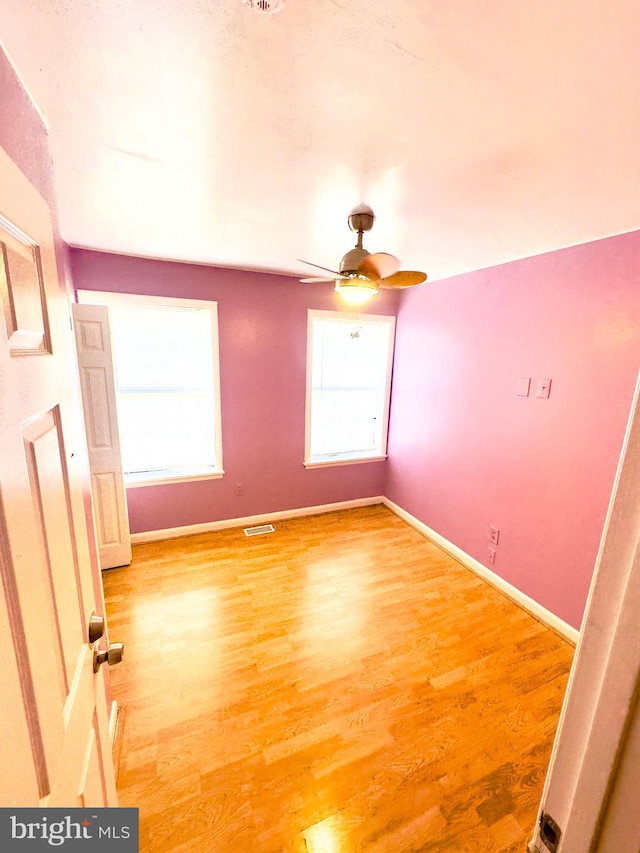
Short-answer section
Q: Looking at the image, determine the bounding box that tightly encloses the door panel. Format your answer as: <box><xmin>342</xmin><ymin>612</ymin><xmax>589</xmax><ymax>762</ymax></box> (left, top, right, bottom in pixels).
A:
<box><xmin>23</xmin><ymin>406</ymin><xmax>85</xmax><ymax>690</ymax></box>
<box><xmin>0</xmin><ymin>145</ymin><xmax>117</xmax><ymax>807</ymax></box>
<box><xmin>73</xmin><ymin>302</ymin><xmax>131</xmax><ymax>570</ymax></box>
<box><xmin>0</xmin><ymin>221</ymin><xmax>51</xmax><ymax>355</ymax></box>
<box><xmin>0</xmin><ymin>596</ymin><xmax>40</xmax><ymax>802</ymax></box>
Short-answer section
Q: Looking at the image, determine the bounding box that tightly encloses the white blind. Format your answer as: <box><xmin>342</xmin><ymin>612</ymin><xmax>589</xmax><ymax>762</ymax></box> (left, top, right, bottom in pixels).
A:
<box><xmin>109</xmin><ymin>303</ymin><xmax>217</xmax><ymax>475</ymax></box>
<box><xmin>309</xmin><ymin>315</ymin><xmax>393</xmax><ymax>461</ymax></box>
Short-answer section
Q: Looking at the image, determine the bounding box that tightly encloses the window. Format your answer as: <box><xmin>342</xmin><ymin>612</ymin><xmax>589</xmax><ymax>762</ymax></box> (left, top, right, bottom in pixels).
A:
<box><xmin>77</xmin><ymin>291</ymin><xmax>223</xmax><ymax>485</ymax></box>
<box><xmin>305</xmin><ymin>310</ymin><xmax>396</xmax><ymax>467</ymax></box>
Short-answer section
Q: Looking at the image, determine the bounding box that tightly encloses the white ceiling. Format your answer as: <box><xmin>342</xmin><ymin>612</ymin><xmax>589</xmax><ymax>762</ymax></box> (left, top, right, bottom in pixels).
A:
<box><xmin>1</xmin><ymin>0</ymin><xmax>639</xmax><ymax>281</ymax></box>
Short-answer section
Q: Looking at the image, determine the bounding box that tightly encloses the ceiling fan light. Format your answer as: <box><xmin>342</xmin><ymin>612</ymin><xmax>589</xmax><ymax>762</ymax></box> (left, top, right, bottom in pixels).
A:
<box><xmin>335</xmin><ymin>281</ymin><xmax>379</xmax><ymax>306</ymax></box>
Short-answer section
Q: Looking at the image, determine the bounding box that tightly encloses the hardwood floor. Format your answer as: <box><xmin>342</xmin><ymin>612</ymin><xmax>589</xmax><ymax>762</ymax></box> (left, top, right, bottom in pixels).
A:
<box><xmin>103</xmin><ymin>505</ymin><xmax>574</xmax><ymax>853</ymax></box>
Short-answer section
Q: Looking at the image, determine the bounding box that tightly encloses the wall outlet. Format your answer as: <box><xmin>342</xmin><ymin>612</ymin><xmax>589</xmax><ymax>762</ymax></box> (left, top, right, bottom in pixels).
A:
<box><xmin>235</xmin><ymin>483</ymin><xmax>244</xmax><ymax>496</ymax></box>
<box><xmin>487</xmin><ymin>547</ymin><xmax>497</xmax><ymax>566</ymax></box>
<box><xmin>489</xmin><ymin>525</ymin><xmax>500</xmax><ymax>545</ymax></box>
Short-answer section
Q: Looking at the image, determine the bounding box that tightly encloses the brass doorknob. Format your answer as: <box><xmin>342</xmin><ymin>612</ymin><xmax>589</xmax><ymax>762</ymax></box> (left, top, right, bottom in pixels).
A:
<box><xmin>88</xmin><ymin>613</ymin><xmax>105</xmax><ymax>644</ymax></box>
<box><xmin>93</xmin><ymin>642</ymin><xmax>124</xmax><ymax>673</ymax></box>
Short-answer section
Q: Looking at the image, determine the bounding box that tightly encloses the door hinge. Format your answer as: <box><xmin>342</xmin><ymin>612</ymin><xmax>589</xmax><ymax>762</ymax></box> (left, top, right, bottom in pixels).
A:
<box><xmin>539</xmin><ymin>811</ymin><xmax>561</xmax><ymax>853</ymax></box>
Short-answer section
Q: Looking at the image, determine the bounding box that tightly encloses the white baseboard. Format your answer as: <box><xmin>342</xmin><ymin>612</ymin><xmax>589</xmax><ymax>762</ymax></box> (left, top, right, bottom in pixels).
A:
<box><xmin>382</xmin><ymin>497</ymin><xmax>580</xmax><ymax>645</ymax></box>
<box><xmin>130</xmin><ymin>496</ymin><xmax>384</xmax><ymax>544</ymax></box>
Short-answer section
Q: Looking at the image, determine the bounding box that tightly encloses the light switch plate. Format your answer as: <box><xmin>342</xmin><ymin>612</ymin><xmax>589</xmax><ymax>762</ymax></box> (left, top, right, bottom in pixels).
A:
<box><xmin>536</xmin><ymin>378</ymin><xmax>552</xmax><ymax>398</ymax></box>
<box><xmin>517</xmin><ymin>377</ymin><xmax>531</xmax><ymax>397</ymax></box>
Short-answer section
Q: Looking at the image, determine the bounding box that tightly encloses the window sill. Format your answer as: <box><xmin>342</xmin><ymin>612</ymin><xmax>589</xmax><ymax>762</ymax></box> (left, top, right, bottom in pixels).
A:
<box><xmin>125</xmin><ymin>469</ymin><xmax>224</xmax><ymax>488</ymax></box>
<box><xmin>304</xmin><ymin>455</ymin><xmax>387</xmax><ymax>469</ymax></box>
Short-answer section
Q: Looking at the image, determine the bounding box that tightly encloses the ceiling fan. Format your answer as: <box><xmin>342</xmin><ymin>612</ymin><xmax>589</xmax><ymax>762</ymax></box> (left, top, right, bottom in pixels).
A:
<box><xmin>298</xmin><ymin>205</ymin><xmax>427</xmax><ymax>306</ymax></box>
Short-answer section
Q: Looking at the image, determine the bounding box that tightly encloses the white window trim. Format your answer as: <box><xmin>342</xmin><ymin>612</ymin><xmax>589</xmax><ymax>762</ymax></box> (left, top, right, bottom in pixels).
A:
<box><xmin>303</xmin><ymin>455</ymin><xmax>388</xmax><ymax>470</ymax></box>
<box><xmin>124</xmin><ymin>469</ymin><xmax>224</xmax><ymax>488</ymax></box>
<box><xmin>77</xmin><ymin>289</ymin><xmax>224</xmax><ymax>485</ymax></box>
<box><xmin>304</xmin><ymin>309</ymin><xmax>396</xmax><ymax>468</ymax></box>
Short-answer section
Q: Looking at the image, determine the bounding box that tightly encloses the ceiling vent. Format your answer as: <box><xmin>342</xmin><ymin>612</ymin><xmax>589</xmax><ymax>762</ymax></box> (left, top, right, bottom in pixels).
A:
<box><xmin>242</xmin><ymin>0</ymin><xmax>286</xmax><ymax>13</ymax></box>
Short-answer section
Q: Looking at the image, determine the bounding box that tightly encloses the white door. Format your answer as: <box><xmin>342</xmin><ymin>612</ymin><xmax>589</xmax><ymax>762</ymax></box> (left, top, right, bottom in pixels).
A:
<box><xmin>73</xmin><ymin>303</ymin><xmax>132</xmax><ymax>570</ymax></box>
<box><xmin>0</xmin><ymin>146</ymin><xmax>117</xmax><ymax>806</ymax></box>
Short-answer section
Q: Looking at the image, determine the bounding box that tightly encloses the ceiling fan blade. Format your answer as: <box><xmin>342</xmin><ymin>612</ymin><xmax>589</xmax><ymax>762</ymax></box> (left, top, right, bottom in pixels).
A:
<box><xmin>379</xmin><ymin>271</ymin><xmax>428</xmax><ymax>289</ymax></box>
<box><xmin>299</xmin><ymin>277</ymin><xmax>335</xmax><ymax>283</ymax></box>
<box><xmin>297</xmin><ymin>259</ymin><xmax>342</xmax><ymax>276</ymax></box>
<box><xmin>358</xmin><ymin>252</ymin><xmax>400</xmax><ymax>280</ymax></box>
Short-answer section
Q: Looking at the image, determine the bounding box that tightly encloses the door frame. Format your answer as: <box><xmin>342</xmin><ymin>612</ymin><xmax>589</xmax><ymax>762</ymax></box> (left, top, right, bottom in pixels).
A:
<box><xmin>530</xmin><ymin>371</ymin><xmax>640</xmax><ymax>851</ymax></box>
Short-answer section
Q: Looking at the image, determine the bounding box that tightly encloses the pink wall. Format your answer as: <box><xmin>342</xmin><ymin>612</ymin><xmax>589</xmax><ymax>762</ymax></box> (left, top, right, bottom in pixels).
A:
<box><xmin>0</xmin><ymin>48</ymin><xmax>63</xmax><ymax>269</ymax></box>
<box><xmin>386</xmin><ymin>230</ymin><xmax>640</xmax><ymax>630</ymax></box>
<box><xmin>69</xmin><ymin>249</ymin><xmax>400</xmax><ymax>533</ymax></box>
<box><xmin>0</xmin><ymin>47</ymin><xmax>79</xmax><ymax>298</ymax></box>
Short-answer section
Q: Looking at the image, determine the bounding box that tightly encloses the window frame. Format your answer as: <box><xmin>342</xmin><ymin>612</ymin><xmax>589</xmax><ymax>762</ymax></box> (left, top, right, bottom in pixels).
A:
<box><xmin>77</xmin><ymin>289</ymin><xmax>224</xmax><ymax>487</ymax></box>
<box><xmin>304</xmin><ymin>309</ymin><xmax>396</xmax><ymax>468</ymax></box>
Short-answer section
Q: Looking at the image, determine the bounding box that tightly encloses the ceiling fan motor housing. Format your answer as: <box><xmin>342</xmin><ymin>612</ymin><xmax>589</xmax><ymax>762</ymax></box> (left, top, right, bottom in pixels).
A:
<box><xmin>340</xmin><ymin>247</ymin><xmax>370</xmax><ymax>275</ymax></box>
<box><xmin>348</xmin><ymin>205</ymin><xmax>375</xmax><ymax>234</ymax></box>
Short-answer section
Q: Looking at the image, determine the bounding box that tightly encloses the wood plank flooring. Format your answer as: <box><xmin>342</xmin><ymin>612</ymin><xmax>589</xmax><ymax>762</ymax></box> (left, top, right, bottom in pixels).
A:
<box><xmin>103</xmin><ymin>505</ymin><xmax>574</xmax><ymax>853</ymax></box>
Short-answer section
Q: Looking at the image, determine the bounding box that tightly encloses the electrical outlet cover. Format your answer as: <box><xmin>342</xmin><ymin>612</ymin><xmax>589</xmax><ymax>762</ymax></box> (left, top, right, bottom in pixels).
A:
<box><xmin>489</xmin><ymin>526</ymin><xmax>500</xmax><ymax>545</ymax></box>
<box><xmin>487</xmin><ymin>547</ymin><xmax>497</xmax><ymax>565</ymax></box>
<box><xmin>536</xmin><ymin>378</ymin><xmax>552</xmax><ymax>398</ymax></box>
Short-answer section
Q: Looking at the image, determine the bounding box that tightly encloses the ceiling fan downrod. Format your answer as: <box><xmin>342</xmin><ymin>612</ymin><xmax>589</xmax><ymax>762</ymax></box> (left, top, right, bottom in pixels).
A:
<box><xmin>340</xmin><ymin>204</ymin><xmax>376</xmax><ymax>273</ymax></box>
<box><xmin>347</xmin><ymin>204</ymin><xmax>375</xmax><ymax>249</ymax></box>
